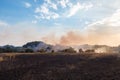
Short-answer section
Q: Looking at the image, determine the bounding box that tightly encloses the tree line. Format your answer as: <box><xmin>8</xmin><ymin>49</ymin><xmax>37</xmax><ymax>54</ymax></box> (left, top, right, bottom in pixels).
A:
<box><xmin>0</xmin><ymin>45</ymin><xmax>95</xmax><ymax>53</ymax></box>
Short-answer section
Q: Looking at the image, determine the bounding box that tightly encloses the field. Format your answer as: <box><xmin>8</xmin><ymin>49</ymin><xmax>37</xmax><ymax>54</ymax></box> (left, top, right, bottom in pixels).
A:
<box><xmin>0</xmin><ymin>53</ymin><xmax>120</xmax><ymax>80</ymax></box>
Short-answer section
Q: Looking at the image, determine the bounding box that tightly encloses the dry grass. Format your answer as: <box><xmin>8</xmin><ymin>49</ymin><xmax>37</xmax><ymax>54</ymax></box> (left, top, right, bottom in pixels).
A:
<box><xmin>0</xmin><ymin>53</ymin><xmax>120</xmax><ymax>80</ymax></box>
<box><xmin>0</xmin><ymin>57</ymin><xmax>4</xmax><ymax>62</ymax></box>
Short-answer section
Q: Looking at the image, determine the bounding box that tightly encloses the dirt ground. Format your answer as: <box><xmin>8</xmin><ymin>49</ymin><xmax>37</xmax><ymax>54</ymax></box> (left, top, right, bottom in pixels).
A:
<box><xmin>0</xmin><ymin>53</ymin><xmax>120</xmax><ymax>80</ymax></box>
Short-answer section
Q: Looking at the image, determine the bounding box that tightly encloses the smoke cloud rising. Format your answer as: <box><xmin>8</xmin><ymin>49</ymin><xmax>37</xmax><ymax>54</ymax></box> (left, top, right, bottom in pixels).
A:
<box><xmin>0</xmin><ymin>9</ymin><xmax>120</xmax><ymax>46</ymax></box>
<box><xmin>42</xmin><ymin>9</ymin><xmax>120</xmax><ymax>46</ymax></box>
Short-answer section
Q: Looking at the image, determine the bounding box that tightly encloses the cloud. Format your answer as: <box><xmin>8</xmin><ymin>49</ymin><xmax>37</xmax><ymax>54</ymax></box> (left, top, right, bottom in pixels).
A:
<box><xmin>0</xmin><ymin>21</ymin><xmax>8</xmax><ymax>27</ymax></box>
<box><xmin>50</xmin><ymin>3</ymin><xmax>57</xmax><ymax>10</ymax></box>
<box><xmin>35</xmin><ymin>3</ymin><xmax>59</xmax><ymax>20</ymax></box>
<box><xmin>67</xmin><ymin>2</ymin><xmax>83</xmax><ymax>17</ymax></box>
<box><xmin>58</xmin><ymin>0</ymin><xmax>70</xmax><ymax>8</ymax></box>
<box><xmin>24</xmin><ymin>2</ymin><xmax>31</xmax><ymax>8</ymax></box>
<box><xmin>45</xmin><ymin>0</ymin><xmax>58</xmax><ymax>10</ymax></box>
<box><xmin>67</xmin><ymin>2</ymin><xmax>93</xmax><ymax>17</ymax></box>
<box><xmin>34</xmin><ymin>0</ymin><xmax>93</xmax><ymax>20</ymax></box>
<box><xmin>35</xmin><ymin>4</ymin><xmax>49</xmax><ymax>14</ymax></box>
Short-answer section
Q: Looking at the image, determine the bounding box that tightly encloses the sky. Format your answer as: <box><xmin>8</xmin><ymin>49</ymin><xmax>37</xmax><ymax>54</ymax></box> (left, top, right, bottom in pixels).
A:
<box><xmin>0</xmin><ymin>0</ymin><xmax>120</xmax><ymax>46</ymax></box>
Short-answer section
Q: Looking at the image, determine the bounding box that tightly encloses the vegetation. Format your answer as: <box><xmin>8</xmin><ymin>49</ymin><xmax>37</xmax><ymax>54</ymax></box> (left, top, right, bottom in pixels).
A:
<box><xmin>79</xmin><ymin>48</ymin><xmax>84</xmax><ymax>53</ymax></box>
<box><xmin>0</xmin><ymin>53</ymin><xmax>119</xmax><ymax>80</ymax></box>
<box><xmin>37</xmin><ymin>49</ymin><xmax>46</xmax><ymax>53</ymax></box>
<box><xmin>85</xmin><ymin>49</ymin><xmax>95</xmax><ymax>53</ymax></box>
<box><xmin>59</xmin><ymin>47</ymin><xmax>76</xmax><ymax>53</ymax></box>
<box><xmin>24</xmin><ymin>48</ymin><xmax>34</xmax><ymax>53</ymax></box>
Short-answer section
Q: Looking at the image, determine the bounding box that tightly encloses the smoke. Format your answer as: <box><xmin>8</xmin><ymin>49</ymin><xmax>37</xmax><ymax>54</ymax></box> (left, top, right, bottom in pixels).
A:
<box><xmin>41</xmin><ymin>32</ymin><xmax>60</xmax><ymax>45</ymax></box>
<box><xmin>43</xmin><ymin>9</ymin><xmax>120</xmax><ymax>46</ymax></box>
<box><xmin>0</xmin><ymin>9</ymin><xmax>120</xmax><ymax>47</ymax></box>
<box><xmin>40</xmin><ymin>29</ymin><xmax>120</xmax><ymax>46</ymax></box>
<box><xmin>59</xmin><ymin>31</ymin><xmax>86</xmax><ymax>45</ymax></box>
<box><xmin>42</xmin><ymin>29</ymin><xmax>120</xmax><ymax>46</ymax></box>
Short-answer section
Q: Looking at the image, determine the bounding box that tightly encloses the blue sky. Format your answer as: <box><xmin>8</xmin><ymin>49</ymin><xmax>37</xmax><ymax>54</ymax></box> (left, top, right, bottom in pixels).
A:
<box><xmin>0</xmin><ymin>0</ymin><xmax>120</xmax><ymax>46</ymax></box>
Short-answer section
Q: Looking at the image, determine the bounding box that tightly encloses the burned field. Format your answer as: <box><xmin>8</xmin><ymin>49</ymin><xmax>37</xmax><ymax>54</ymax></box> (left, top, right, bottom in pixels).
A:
<box><xmin>0</xmin><ymin>53</ymin><xmax>120</xmax><ymax>80</ymax></box>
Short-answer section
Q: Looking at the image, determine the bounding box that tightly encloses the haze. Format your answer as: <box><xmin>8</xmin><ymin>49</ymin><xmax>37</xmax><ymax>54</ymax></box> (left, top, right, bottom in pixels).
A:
<box><xmin>0</xmin><ymin>0</ymin><xmax>120</xmax><ymax>46</ymax></box>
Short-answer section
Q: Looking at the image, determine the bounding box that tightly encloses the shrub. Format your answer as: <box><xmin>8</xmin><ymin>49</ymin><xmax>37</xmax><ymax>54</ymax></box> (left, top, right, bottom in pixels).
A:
<box><xmin>60</xmin><ymin>47</ymin><xmax>76</xmax><ymax>53</ymax></box>
<box><xmin>25</xmin><ymin>48</ymin><xmax>34</xmax><ymax>53</ymax></box>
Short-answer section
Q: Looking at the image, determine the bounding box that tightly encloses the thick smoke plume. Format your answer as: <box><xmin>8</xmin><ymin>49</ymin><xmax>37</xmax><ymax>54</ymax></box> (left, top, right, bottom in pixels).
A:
<box><xmin>42</xmin><ymin>30</ymin><xmax>120</xmax><ymax>46</ymax></box>
<box><xmin>42</xmin><ymin>9</ymin><xmax>120</xmax><ymax>46</ymax></box>
<box><xmin>59</xmin><ymin>31</ymin><xmax>86</xmax><ymax>46</ymax></box>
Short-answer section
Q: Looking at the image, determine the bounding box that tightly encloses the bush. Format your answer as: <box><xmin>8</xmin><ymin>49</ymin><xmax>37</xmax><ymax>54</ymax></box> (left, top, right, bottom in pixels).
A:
<box><xmin>60</xmin><ymin>47</ymin><xmax>76</xmax><ymax>53</ymax></box>
<box><xmin>25</xmin><ymin>48</ymin><xmax>34</xmax><ymax>53</ymax></box>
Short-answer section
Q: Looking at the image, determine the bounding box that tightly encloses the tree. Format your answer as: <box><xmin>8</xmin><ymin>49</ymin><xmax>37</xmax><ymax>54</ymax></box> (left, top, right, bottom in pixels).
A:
<box><xmin>79</xmin><ymin>48</ymin><xmax>84</xmax><ymax>53</ymax></box>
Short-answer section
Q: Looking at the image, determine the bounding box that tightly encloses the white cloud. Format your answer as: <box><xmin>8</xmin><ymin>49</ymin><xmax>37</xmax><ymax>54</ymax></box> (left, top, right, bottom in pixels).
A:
<box><xmin>50</xmin><ymin>3</ymin><xmax>57</xmax><ymax>10</ymax></box>
<box><xmin>0</xmin><ymin>21</ymin><xmax>8</xmax><ymax>27</ymax></box>
<box><xmin>35</xmin><ymin>3</ymin><xmax>59</xmax><ymax>20</ymax></box>
<box><xmin>35</xmin><ymin>4</ymin><xmax>49</xmax><ymax>14</ymax></box>
<box><xmin>45</xmin><ymin>0</ymin><xmax>57</xmax><ymax>10</ymax></box>
<box><xmin>34</xmin><ymin>0</ymin><xmax>74</xmax><ymax>20</ymax></box>
<box><xmin>67</xmin><ymin>2</ymin><xmax>83</xmax><ymax>17</ymax></box>
<box><xmin>42</xmin><ymin>12</ymin><xmax>60</xmax><ymax>20</ymax></box>
<box><xmin>67</xmin><ymin>2</ymin><xmax>93</xmax><ymax>17</ymax></box>
<box><xmin>34</xmin><ymin>0</ymin><xmax>93</xmax><ymax>20</ymax></box>
<box><xmin>57</xmin><ymin>0</ymin><xmax>73</xmax><ymax>8</ymax></box>
<box><xmin>24</xmin><ymin>2</ymin><xmax>31</xmax><ymax>8</ymax></box>
<box><xmin>59</xmin><ymin>0</ymin><xmax>69</xmax><ymax>8</ymax></box>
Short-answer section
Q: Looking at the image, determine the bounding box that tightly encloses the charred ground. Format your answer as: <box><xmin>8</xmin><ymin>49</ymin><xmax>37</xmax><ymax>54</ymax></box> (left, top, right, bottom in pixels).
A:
<box><xmin>0</xmin><ymin>53</ymin><xmax>120</xmax><ymax>80</ymax></box>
